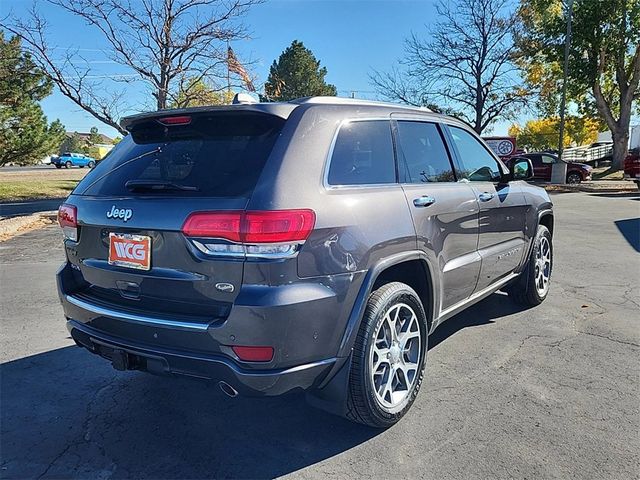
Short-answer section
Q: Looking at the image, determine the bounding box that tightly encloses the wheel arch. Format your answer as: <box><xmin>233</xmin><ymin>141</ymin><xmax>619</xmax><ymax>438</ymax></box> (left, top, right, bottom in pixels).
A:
<box><xmin>336</xmin><ymin>251</ymin><xmax>436</xmax><ymax>360</ymax></box>
<box><xmin>308</xmin><ymin>251</ymin><xmax>437</xmax><ymax>415</ymax></box>
<box><xmin>538</xmin><ymin>210</ymin><xmax>554</xmax><ymax>237</ymax></box>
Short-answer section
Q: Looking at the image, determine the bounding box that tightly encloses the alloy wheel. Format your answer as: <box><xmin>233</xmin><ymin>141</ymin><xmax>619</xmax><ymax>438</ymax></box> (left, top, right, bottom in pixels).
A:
<box><xmin>534</xmin><ymin>236</ymin><xmax>552</xmax><ymax>296</ymax></box>
<box><xmin>369</xmin><ymin>302</ymin><xmax>422</xmax><ymax>411</ymax></box>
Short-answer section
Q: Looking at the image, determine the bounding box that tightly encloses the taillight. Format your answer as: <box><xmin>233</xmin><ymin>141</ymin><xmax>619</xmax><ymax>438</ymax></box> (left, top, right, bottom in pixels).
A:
<box><xmin>182</xmin><ymin>209</ymin><xmax>315</xmax><ymax>257</ymax></box>
<box><xmin>182</xmin><ymin>211</ymin><xmax>243</xmax><ymax>242</ymax></box>
<box><xmin>182</xmin><ymin>210</ymin><xmax>315</xmax><ymax>243</ymax></box>
<box><xmin>58</xmin><ymin>203</ymin><xmax>77</xmax><ymax>241</ymax></box>
<box><xmin>231</xmin><ymin>345</ymin><xmax>274</xmax><ymax>362</ymax></box>
<box><xmin>243</xmin><ymin>210</ymin><xmax>315</xmax><ymax>243</ymax></box>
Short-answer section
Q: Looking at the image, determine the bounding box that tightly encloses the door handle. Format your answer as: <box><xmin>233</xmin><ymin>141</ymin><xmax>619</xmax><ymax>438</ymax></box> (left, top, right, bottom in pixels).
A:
<box><xmin>478</xmin><ymin>192</ymin><xmax>494</xmax><ymax>202</ymax></box>
<box><xmin>413</xmin><ymin>195</ymin><xmax>436</xmax><ymax>207</ymax></box>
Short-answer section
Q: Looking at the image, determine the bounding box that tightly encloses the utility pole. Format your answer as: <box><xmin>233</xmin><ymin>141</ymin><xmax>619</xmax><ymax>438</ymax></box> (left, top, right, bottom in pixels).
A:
<box><xmin>226</xmin><ymin>40</ymin><xmax>231</xmax><ymax>99</ymax></box>
<box><xmin>558</xmin><ymin>0</ymin><xmax>574</xmax><ymax>162</ymax></box>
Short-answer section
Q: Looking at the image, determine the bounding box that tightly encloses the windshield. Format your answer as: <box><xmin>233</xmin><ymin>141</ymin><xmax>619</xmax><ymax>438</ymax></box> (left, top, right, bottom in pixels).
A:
<box><xmin>74</xmin><ymin>112</ymin><xmax>285</xmax><ymax>198</ymax></box>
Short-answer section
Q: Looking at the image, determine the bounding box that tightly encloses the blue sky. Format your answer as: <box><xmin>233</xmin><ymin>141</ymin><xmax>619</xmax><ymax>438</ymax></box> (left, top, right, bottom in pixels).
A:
<box><xmin>3</xmin><ymin>0</ymin><xmax>520</xmax><ymax>138</ymax></box>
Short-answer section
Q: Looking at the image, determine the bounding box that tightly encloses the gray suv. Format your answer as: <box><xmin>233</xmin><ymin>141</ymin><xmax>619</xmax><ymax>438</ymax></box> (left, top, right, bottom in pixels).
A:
<box><xmin>56</xmin><ymin>96</ymin><xmax>553</xmax><ymax>428</ymax></box>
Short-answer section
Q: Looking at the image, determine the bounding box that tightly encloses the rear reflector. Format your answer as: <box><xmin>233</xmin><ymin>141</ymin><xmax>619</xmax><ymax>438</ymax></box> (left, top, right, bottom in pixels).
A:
<box><xmin>58</xmin><ymin>203</ymin><xmax>78</xmax><ymax>241</ymax></box>
<box><xmin>158</xmin><ymin>115</ymin><xmax>192</xmax><ymax>126</ymax></box>
<box><xmin>182</xmin><ymin>210</ymin><xmax>315</xmax><ymax>244</ymax></box>
<box><xmin>231</xmin><ymin>345</ymin><xmax>274</xmax><ymax>362</ymax></box>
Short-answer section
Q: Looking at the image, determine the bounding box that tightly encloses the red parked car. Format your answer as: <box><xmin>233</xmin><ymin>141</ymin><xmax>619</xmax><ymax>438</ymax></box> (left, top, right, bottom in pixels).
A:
<box><xmin>508</xmin><ymin>153</ymin><xmax>592</xmax><ymax>184</ymax></box>
<box><xmin>623</xmin><ymin>148</ymin><xmax>640</xmax><ymax>189</ymax></box>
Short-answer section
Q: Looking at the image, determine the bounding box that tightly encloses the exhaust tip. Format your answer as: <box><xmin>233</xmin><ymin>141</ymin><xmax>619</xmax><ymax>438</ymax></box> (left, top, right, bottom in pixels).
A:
<box><xmin>218</xmin><ymin>381</ymin><xmax>239</xmax><ymax>398</ymax></box>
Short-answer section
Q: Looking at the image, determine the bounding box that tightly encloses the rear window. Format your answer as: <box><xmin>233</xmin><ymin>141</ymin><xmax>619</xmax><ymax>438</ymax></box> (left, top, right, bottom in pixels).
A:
<box><xmin>327</xmin><ymin>120</ymin><xmax>395</xmax><ymax>186</ymax></box>
<box><xmin>74</xmin><ymin>112</ymin><xmax>285</xmax><ymax>197</ymax></box>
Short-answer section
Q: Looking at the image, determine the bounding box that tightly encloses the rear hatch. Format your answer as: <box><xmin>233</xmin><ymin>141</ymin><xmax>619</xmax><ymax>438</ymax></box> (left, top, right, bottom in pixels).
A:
<box><xmin>62</xmin><ymin>110</ymin><xmax>286</xmax><ymax>327</ymax></box>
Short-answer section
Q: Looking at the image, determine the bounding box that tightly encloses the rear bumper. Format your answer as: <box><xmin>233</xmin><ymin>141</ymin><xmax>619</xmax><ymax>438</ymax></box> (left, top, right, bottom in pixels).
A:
<box><xmin>67</xmin><ymin>319</ymin><xmax>336</xmax><ymax>396</ymax></box>
<box><xmin>57</xmin><ymin>261</ymin><xmax>363</xmax><ymax>395</ymax></box>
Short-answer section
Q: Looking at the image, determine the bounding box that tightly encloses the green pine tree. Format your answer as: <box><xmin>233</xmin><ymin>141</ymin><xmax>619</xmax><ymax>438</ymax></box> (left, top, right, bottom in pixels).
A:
<box><xmin>264</xmin><ymin>40</ymin><xmax>337</xmax><ymax>102</ymax></box>
<box><xmin>0</xmin><ymin>32</ymin><xmax>66</xmax><ymax>166</ymax></box>
<box><xmin>89</xmin><ymin>126</ymin><xmax>102</xmax><ymax>144</ymax></box>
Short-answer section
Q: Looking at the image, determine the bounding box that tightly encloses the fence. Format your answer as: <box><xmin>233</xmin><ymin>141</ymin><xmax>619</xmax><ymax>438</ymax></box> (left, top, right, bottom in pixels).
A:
<box><xmin>562</xmin><ymin>144</ymin><xmax>613</xmax><ymax>163</ymax></box>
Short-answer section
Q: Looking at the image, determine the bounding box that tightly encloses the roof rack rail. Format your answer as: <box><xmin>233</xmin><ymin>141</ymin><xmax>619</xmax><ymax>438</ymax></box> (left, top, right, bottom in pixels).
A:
<box><xmin>290</xmin><ymin>96</ymin><xmax>432</xmax><ymax>112</ymax></box>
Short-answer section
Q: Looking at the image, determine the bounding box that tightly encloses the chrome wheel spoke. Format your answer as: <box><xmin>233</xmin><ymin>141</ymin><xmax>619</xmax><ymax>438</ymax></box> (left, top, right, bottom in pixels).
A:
<box><xmin>372</xmin><ymin>346</ymin><xmax>390</xmax><ymax>372</ymax></box>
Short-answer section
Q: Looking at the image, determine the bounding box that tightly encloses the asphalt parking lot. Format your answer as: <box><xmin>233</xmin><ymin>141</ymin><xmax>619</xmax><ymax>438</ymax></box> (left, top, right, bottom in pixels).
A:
<box><xmin>1</xmin><ymin>191</ymin><xmax>639</xmax><ymax>479</ymax></box>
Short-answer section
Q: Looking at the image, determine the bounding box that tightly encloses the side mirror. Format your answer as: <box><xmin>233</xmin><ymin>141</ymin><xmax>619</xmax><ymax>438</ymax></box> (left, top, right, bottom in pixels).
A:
<box><xmin>510</xmin><ymin>158</ymin><xmax>533</xmax><ymax>181</ymax></box>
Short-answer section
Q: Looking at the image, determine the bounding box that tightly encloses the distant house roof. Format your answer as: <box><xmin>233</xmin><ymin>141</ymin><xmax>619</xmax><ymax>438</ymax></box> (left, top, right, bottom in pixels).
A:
<box><xmin>66</xmin><ymin>132</ymin><xmax>114</xmax><ymax>144</ymax></box>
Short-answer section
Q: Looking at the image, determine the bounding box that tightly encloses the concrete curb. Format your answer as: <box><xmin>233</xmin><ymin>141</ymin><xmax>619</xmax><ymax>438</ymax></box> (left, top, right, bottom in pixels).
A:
<box><xmin>0</xmin><ymin>211</ymin><xmax>57</xmax><ymax>239</ymax></box>
<box><xmin>543</xmin><ymin>182</ymin><xmax>638</xmax><ymax>194</ymax></box>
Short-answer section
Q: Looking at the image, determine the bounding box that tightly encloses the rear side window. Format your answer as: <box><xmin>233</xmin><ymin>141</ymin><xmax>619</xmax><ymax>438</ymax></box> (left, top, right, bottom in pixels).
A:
<box><xmin>396</xmin><ymin>121</ymin><xmax>455</xmax><ymax>183</ymax></box>
<box><xmin>74</xmin><ymin>113</ymin><xmax>285</xmax><ymax>197</ymax></box>
<box><xmin>327</xmin><ymin>120</ymin><xmax>395</xmax><ymax>186</ymax></box>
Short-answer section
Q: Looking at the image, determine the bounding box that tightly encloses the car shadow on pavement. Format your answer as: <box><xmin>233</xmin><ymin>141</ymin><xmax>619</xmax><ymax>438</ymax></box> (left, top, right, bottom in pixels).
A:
<box><xmin>1</xmin><ymin>292</ymin><xmax>526</xmax><ymax>479</ymax></box>
<box><xmin>1</xmin><ymin>346</ymin><xmax>379</xmax><ymax>479</ymax></box>
<box><xmin>614</xmin><ymin>218</ymin><xmax>640</xmax><ymax>252</ymax></box>
<box><xmin>429</xmin><ymin>292</ymin><xmax>531</xmax><ymax>350</ymax></box>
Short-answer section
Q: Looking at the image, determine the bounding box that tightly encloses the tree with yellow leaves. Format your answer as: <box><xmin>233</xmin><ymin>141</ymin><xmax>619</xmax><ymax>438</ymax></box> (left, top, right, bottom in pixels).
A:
<box><xmin>509</xmin><ymin>116</ymin><xmax>602</xmax><ymax>151</ymax></box>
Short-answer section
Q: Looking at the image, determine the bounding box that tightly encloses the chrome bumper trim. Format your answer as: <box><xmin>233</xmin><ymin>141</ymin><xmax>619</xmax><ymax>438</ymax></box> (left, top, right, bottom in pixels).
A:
<box><xmin>65</xmin><ymin>295</ymin><xmax>210</xmax><ymax>332</ymax></box>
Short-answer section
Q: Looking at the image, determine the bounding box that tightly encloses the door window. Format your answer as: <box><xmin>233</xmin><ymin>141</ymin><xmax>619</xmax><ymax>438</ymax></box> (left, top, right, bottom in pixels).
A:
<box><xmin>449</xmin><ymin>126</ymin><xmax>503</xmax><ymax>182</ymax></box>
<box><xmin>327</xmin><ymin>120</ymin><xmax>395</xmax><ymax>185</ymax></box>
<box><xmin>541</xmin><ymin>155</ymin><xmax>556</xmax><ymax>164</ymax></box>
<box><xmin>528</xmin><ymin>155</ymin><xmax>543</xmax><ymax>166</ymax></box>
<box><xmin>396</xmin><ymin>121</ymin><xmax>455</xmax><ymax>183</ymax></box>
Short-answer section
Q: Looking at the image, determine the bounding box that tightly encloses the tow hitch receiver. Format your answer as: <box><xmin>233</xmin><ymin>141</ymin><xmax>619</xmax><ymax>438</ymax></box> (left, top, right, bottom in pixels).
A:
<box><xmin>111</xmin><ymin>349</ymin><xmax>131</xmax><ymax>371</ymax></box>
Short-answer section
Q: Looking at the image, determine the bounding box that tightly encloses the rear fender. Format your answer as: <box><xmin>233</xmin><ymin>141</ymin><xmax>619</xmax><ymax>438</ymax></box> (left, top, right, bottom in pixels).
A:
<box><xmin>307</xmin><ymin>251</ymin><xmax>437</xmax><ymax>415</ymax></box>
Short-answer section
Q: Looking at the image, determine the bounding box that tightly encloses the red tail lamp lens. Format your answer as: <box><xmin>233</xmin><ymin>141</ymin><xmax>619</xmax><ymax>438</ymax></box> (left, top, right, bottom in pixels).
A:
<box><xmin>58</xmin><ymin>204</ymin><xmax>78</xmax><ymax>241</ymax></box>
<box><xmin>58</xmin><ymin>203</ymin><xmax>77</xmax><ymax>228</ymax></box>
<box><xmin>243</xmin><ymin>210</ymin><xmax>315</xmax><ymax>243</ymax></box>
<box><xmin>182</xmin><ymin>211</ymin><xmax>243</xmax><ymax>242</ymax></box>
<box><xmin>232</xmin><ymin>346</ymin><xmax>274</xmax><ymax>362</ymax></box>
<box><xmin>182</xmin><ymin>210</ymin><xmax>315</xmax><ymax>243</ymax></box>
<box><xmin>158</xmin><ymin>115</ymin><xmax>192</xmax><ymax>126</ymax></box>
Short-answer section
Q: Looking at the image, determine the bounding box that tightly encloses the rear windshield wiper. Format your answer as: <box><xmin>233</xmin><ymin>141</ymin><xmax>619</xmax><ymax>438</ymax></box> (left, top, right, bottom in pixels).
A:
<box><xmin>125</xmin><ymin>179</ymin><xmax>199</xmax><ymax>192</ymax></box>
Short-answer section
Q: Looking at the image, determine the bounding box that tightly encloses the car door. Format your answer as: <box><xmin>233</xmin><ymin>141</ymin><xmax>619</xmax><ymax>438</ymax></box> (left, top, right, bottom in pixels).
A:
<box><xmin>444</xmin><ymin>125</ymin><xmax>528</xmax><ymax>293</ymax></box>
<box><xmin>393</xmin><ymin>119</ymin><xmax>480</xmax><ymax>312</ymax></box>
<box><xmin>540</xmin><ymin>154</ymin><xmax>557</xmax><ymax>181</ymax></box>
<box><xmin>528</xmin><ymin>154</ymin><xmax>550</xmax><ymax>181</ymax></box>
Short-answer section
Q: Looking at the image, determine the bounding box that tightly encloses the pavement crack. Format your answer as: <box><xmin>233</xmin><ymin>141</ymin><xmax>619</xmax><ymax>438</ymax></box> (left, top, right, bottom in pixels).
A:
<box><xmin>35</xmin><ymin>373</ymin><xmax>119</xmax><ymax>479</ymax></box>
<box><xmin>576</xmin><ymin>330</ymin><xmax>639</xmax><ymax>348</ymax></box>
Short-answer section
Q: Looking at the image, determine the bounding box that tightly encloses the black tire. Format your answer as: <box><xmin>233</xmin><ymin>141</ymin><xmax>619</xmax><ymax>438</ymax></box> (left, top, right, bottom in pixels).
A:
<box><xmin>65</xmin><ymin>161</ymin><xmax>72</xmax><ymax>169</ymax></box>
<box><xmin>508</xmin><ymin>224</ymin><xmax>553</xmax><ymax>306</ymax></box>
<box><xmin>346</xmin><ymin>282</ymin><xmax>428</xmax><ymax>428</ymax></box>
<box><xmin>55</xmin><ymin>164</ymin><xmax>62</xmax><ymax>169</ymax></box>
<box><xmin>566</xmin><ymin>172</ymin><xmax>582</xmax><ymax>184</ymax></box>
<box><xmin>88</xmin><ymin>161</ymin><xmax>95</xmax><ymax>168</ymax></box>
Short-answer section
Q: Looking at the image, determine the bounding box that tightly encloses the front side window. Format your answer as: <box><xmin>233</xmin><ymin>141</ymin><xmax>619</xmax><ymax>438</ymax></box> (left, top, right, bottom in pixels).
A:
<box><xmin>396</xmin><ymin>121</ymin><xmax>455</xmax><ymax>183</ymax></box>
<box><xmin>327</xmin><ymin>120</ymin><xmax>395</xmax><ymax>186</ymax></box>
<box><xmin>449</xmin><ymin>126</ymin><xmax>503</xmax><ymax>182</ymax></box>
<box><xmin>527</xmin><ymin>155</ymin><xmax>542</xmax><ymax>166</ymax></box>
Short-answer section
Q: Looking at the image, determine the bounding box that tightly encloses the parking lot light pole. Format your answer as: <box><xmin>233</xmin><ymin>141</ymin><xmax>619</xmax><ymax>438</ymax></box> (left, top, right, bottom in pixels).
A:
<box><xmin>557</xmin><ymin>0</ymin><xmax>574</xmax><ymax>163</ymax></box>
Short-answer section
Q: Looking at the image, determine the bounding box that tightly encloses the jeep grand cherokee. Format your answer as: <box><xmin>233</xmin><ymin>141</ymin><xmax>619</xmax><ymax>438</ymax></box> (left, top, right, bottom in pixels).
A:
<box><xmin>57</xmin><ymin>96</ymin><xmax>554</xmax><ymax>427</ymax></box>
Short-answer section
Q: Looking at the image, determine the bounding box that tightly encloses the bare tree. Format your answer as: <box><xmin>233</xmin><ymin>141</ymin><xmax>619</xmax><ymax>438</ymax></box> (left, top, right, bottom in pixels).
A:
<box><xmin>2</xmin><ymin>0</ymin><xmax>259</xmax><ymax>135</ymax></box>
<box><xmin>370</xmin><ymin>0</ymin><xmax>528</xmax><ymax>134</ymax></box>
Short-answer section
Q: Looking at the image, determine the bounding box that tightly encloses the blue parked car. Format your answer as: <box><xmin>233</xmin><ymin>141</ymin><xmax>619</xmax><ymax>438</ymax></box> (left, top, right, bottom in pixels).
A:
<box><xmin>52</xmin><ymin>152</ymin><xmax>96</xmax><ymax>169</ymax></box>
